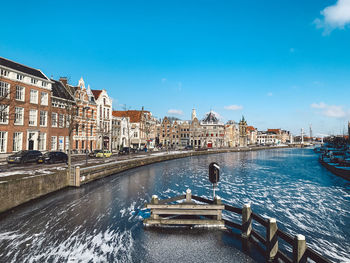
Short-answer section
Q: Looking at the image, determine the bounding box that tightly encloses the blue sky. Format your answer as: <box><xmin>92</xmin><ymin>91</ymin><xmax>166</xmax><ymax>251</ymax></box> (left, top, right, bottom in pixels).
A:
<box><xmin>1</xmin><ymin>0</ymin><xmax>350</xmax><ymax>135</ymax></box>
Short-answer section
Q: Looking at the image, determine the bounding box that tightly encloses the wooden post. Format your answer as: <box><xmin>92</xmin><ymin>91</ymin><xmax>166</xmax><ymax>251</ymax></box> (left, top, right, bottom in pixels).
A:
<box><xmin>241</xmin><ymin>203</ymin><xmax>252</xmax><ymax>239</ymax></box>
<box><xmin>214</xmin><ymin>196</ymin><xmax>222</xmax><ymax>220</ymax></box>
<box><xmin>293</xmin><ymin>234</ymin><xmax>307</xmax><ymax>263</ymax></box>
<box><xmin>266</xmin><ymin>217</ymin><xmax>278</xmax><ymax>261</ymax></box>
<box><xmin>185</xmin><ymin>189</ymin><xmax>192</xmax><ymax>203</ymax></box>
<box><xmin>75</xmin><ymin>166</ymin><xmax>80</xmax><ymax>187</ymax></box>
<box><xmin>151</xmin><ymin>195</ymin><xmax>159</xmax><ymax>219</ymax></box>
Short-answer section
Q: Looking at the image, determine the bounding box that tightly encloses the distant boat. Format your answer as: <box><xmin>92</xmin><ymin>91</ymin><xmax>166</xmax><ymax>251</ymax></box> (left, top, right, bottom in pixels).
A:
<box><xmin>319</xmin><ymin>155</ymin><xmax>350</xmax><ymax>181</ymax></box>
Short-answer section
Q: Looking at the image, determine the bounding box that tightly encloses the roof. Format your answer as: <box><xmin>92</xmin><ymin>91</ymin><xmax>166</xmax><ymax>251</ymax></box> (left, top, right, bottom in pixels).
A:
<box><xmin>112</xmin><ymin>110</ymin><xmax>150</xmax><ymax>123</ymax></box>
<box><xmin>0</xmin><ymin>57</ymin><xmax>48</xmax><ymax>80</ymax></box>
<box><xmin>51</xmin><ymin>79</ymin><xmax>75</xmax><ymax>101</ymax></box>
<box><xmin>267</xmin><ymin>129</ymin><xmax>281</xmax><ymax>134</ymax></box>
<box><xmin>247</xmin><ymin>126</ymin><xmax>256</xmax><ymax>132</ymax></box>
<box><xmin>202</xmin><ymin>111</ymin><xmax>219</xmax><ymax>123</ymax></box>
<box><xmin>91</xmin><ymin>90</ymin><xmax>102</xmax><ymax>100</ymax></box>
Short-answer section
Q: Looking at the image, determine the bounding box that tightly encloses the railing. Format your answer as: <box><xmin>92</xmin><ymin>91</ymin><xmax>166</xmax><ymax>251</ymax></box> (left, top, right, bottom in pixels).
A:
<box><xmin>151</xmin><ymin>194</ymin><xmax>332</xmax><ymax>263</ymax></box>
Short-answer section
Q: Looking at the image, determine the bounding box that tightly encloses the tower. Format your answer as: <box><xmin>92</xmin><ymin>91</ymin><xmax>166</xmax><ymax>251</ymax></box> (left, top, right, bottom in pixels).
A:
<box><xmin>239</xmin><ymin>116</ymin><xmax>248</xmax><ymax>147</ymax></box>
<box><xmin>191</xmin><ymin>108</ymin><xmax>197</xmax><ymax>121</ymax></box>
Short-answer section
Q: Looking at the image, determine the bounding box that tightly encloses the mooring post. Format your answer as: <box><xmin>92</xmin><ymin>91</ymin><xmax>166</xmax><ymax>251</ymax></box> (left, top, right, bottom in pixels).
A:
<box><xmin>75</xmin><ymin>166</ymin><xmax>80</xmax><ymax>187</ymax></box>
<box><xmin>151</xmin><ymin>195</ymin><xmax>159</xmax><ymax>219</ymax></box>
<box><xmin>293</xmin><ymin>234</ymin><xmax>307</xmax><ymax>263</ymax></box>
<box><xmin>186</xmin><ymin>189</ymin><xmax>192</xmax><ymax>203</ymax></box>
<box><xmin>214</xmin><ymin>195</ymin><xmax>222</xmax><ymax>220</ymax></box>
<box><xmin>241</xmin><ymin>203</ymin><xmax>252</xmax><ymax>239</ymax></box>
<box><xmin>266</xmin><ymin>217</ymin><xmax>278</xmax><ymax>261</ymax></box>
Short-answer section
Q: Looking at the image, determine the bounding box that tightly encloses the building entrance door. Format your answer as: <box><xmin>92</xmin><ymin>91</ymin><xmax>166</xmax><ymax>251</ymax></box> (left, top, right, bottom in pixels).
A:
<box><xmin>29</xmin><ymin>140</ymin><xmax>34</xmax><ymax>150</ymax></box>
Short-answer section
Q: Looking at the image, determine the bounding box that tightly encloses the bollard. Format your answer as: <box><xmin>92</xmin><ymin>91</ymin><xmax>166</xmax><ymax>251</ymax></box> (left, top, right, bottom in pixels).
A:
<box><xmin>151</xmin><ymin>195</ymin><xmax>159</xmax><ymax>219</ymax></box>
<box><xmin>186</xmin><ymin>189</ymin><xmax>192</xmax><ymax>203</ymax></box>
<box><xmin>241</xmin><ymin>203</ymin><xmax>252</xmax><ymax>239</ymax></box>
<box><xmin>293</xmin><ymin>234</ymin><xmax>307</xmax><ymax>263</ymax></box>
<box><xmin>266</xmin><ymin>218</ymin><xmax>278</xmax><ymax>261</ymax></box>
<box><xmin>75</xmin><ymin>166</ymin><xmax>80</xmax><ymax>187</ymax></box>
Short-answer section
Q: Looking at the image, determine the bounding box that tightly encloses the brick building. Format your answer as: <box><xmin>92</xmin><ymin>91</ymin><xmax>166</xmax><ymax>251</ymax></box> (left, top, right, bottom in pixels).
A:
<box><xmin>0</xmin><ymin>57</ymin><xmax>52</xmax><ymax>154</ymax></box>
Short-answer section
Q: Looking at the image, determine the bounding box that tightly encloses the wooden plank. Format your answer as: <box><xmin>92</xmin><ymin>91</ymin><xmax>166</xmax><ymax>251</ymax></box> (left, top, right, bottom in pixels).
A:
<box><xmin>158</xmin><ymin>195</ymin><xmax>186</xmax><ymax>204</ymax></box>
<box><xmin>144</xmin><ymin>219</ymin><xmax>225</xmax><ymax>226</ymax></box>
<box><xmin>145</xmin><ymin>204</ymin><xmax>224</xmax><ymax>209</ymax></box>
<box><xmin>152</xmin><ymin>209</ymin><xmax>221</xmax><ymax>215</ymax></box>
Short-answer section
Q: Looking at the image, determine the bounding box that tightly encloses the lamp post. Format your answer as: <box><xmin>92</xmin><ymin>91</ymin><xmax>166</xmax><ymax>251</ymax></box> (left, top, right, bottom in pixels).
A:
<box><xmin>84</xmin><ymin>106</ymin><xmax>90</xmax><ymax>166</ymax></box>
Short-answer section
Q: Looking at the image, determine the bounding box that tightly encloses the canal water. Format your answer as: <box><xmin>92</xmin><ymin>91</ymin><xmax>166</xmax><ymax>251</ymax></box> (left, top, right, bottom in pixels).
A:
<box><xmin>0</xmin><ymin>148</ymin><xmax>349</xmax><ymax>262</ymax></box>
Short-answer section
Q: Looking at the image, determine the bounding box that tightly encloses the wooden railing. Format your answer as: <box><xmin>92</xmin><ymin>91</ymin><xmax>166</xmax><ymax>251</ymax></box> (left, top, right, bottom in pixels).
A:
<box><xmin>150</xmin><ymin>194</ymin><xmax>332</xmax><ymax>263</ymax></box>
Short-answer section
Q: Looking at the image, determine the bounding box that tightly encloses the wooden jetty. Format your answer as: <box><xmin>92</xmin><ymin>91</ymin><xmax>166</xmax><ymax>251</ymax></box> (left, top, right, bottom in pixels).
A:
<box><xmin>144</xmin><ymin>189</ymin><xmax>332</xmax><ymax>263</ymax></box>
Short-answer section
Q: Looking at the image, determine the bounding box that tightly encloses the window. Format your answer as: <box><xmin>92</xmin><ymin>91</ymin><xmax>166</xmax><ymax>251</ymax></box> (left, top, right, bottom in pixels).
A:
<box><xmin>15</xmin><ymin>86</ymin><xmax>25</xmax><ymax>101</ymax></box>
<box><xmin>91</xmin><ymin>109</ymin><xmax>94</xmax><ymax>118</ymax></box>
<box><xmin>39</xmin><ymin>133</ymin><xmax>46</xmax><ymax>151</ymax></box>
<box><xmin>59</xmin><ymin>136</ymin><xmax>64</xmax><ymax>151</ymax></box>
<box><xmin>41</xmin><ymin>92</ymin><xmax>48</xmax><ymax>105</ymax></box>
<box><xmin>13</xmin><ymin>132</ymin><xmax>23</xmax><ymax>152</ymax></box>
<box><xmin>66</xmin><ymin>115</ymin><xmax>70</xmax><ymax>127</ymax></box>
<box><xmin>30</xmin><ymin>89</ymin><xmax>38</xmax><ymax>104</ymax></box>
<box><xmin>0</xmin><ymin>105</ymin><xmax>9</xmax><ymax>124</ymax></box>
<box><xmin>90</xmin><ymin>124</ymin><xmax>93</xmax><ymax>135</ymax></box>
<box><xmin>0</xmin><ymin>69</ymin><xmax>9</xmax><ymax>77</ymax></box>
<box><xmin>14</xmin><ymin>107</ymin><xmax>24</xmax><ymax>125</ymax></box>
<box><xmin>0</xmin><ymin>81</ymin><xmax>10</xmax><ymax>98</ymax></box>
<box><xmin>65</xmin><ymin>136</ymin><xmax>69</xmax><ymax>151</ymax></box>
<box><xmin>134</xmin><ymin>132</ymin><xmax>138</xmax><ymax>138</ymax></box>
<box><xmin>0</xmin><ymin>131</ymin><xmax>7</xmax><ymax>153</ymax></box>
<box><xmin>51</xmin><ymin>113</ymin><xmax>57</xmax><ymax>127</ymax></box>
<box><xmin>29</xmin><ymin>109</ymin><xmax>37</xmax><ymax>126</ymax></box>
<box><xmin>100</xmin><ymin>105</ymin><xmax>102</xmax><ymax>118</ymax></box>
<box><xmin>31</xmin><ymin>78</ymin><xmax>37</xmax><ymax>84</ymax></box>
<box><xmin>51</xmin><ymin>136</ymin><xmax>57</xmax><ymax>150</ymax></box>
<box><xmin>59</xmin><ymin>114</ymin><xmax>64</xmax><ymax>128</ymax></box>
<box><xmin>40</xmin><ymin>111</ymin><xmax>47</xmax><ymax>126</ymax></box>
<box><xmin>16</xmin><ymin>74</ymin><xmax>24</xmax><ymax>81</ymax></box>
<box><xmin>42</xmin><ymin>81</ymin><xmax>47</xmax><ymax>87</ymax></box>
<box><xmin>75</xmin><ymin>124</ymin><xmax>79</xmax><ymax>133</ymax></box>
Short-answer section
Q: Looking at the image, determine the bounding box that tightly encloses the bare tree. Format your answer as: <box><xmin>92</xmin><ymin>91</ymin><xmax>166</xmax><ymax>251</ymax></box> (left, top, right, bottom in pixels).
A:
<box><xmin>64</xmin><ymin>101</ymin><xmax>79</xmax><ymax>174</ymax></box>
<box><xmin>0</xmin><ymin>77</ymin><xmax>19</xmax><ymax>124</ymax></box>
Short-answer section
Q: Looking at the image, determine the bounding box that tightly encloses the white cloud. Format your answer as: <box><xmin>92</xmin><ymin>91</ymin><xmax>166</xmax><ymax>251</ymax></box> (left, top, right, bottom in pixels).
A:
<box><xmin>161</xmin><ymin>78</ymin><xmax>167</xmax><ymax>83</ymax></box>
<box><xmin>311</xmin><ymin>102</ymin><xmax>348</xmax><ymax>118</ymax></box>
<box><xmin>314</xmin><ymin>0</ymin><xmax>350</xmax><ymax>34</ymax></box>
<box><xmin>311</xmin><ymin>102</ymin><xmax>327</xmax><ymax>109</ymax></box>
<box><xmin>167</xmin><ymin>109</ymin><xmax>183</xmax><ymax>116</ymax></box>
<box><xmin>224</xmin><ymin>105</ymin><xmax>243</xmax><ymax>111</ymax></box>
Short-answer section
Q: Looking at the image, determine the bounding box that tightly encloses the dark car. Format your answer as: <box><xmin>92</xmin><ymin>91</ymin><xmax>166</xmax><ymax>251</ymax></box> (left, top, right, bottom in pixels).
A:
<box><xmin>184</xmin><ymin>145</ymin><xmax>193</xmax><ymax>150</ymax></box>
<box><xmin>119</xmin><ymin>147</ymin><xmax>138</xmax><ymax>155</ymax></box>
<box><xmin>7</xmin><ymin>150</ymin><xmax>43</xmax><ymax>164</ymax></box>
<box><xmin>40</xmin><ymin>151</ymin><xmax>68</xmax><ymax>164</ymax></box>
<box><xmin>89</xmin><ymin>150</ymin><xmax>102</xmax><ymax>157</ymax></box>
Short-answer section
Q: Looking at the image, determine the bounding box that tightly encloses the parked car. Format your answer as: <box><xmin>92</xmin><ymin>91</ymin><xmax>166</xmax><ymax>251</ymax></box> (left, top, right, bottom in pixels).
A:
<box><xmin>119</xmin><ymin>147</ymin><xmax>138</xmax><ymax>155</ymax></box>
<box><xmin>39</xmin><ymin>151</ymin><xmax>68</xmax><ymax>164</ymax></box>
<box><xmin>184</xmin><ymin>145</ymin><xmax>193</xmax><ymax>150</ymax></box>
<box><xmin>89</xmin><ymin>150</ymin><xmax>102</xmax><ymax>157</ymax></box>
<box><xmin>7</xmin><ymin>150</ymin><xmax>43</xmax><ymax>164</ymax></box>
<box><xmin>96</xmin><ymin>150</ymin><xmax>112</xmax><ymax>158</ymax></box>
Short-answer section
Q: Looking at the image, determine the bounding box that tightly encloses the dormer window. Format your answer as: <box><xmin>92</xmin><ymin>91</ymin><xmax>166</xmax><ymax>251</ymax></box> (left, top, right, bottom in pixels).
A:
<box><xmin>0</xmin><ymin>69</ymin><xmax>9</xmax><ymax>77</ymax></box>
<box><xmin>17</xmin><ymin>74</ymin><xmax>24</xmax><ymax>81</ymax></box>
<box><xmin>42</xmin><ymin>81</ymin><xmax>47</xmax><ymax>87</ymax></box>
<box><xmin>31</xmin><ymin>78</ymin><xmax>37</xmax><ymax>84</ymax></box>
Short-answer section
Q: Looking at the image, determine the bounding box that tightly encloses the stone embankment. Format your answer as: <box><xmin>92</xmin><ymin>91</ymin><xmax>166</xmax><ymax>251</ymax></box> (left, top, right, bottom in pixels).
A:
<box><xmin>0</xmin><ymin>146</ymin><xmax>288</xmax><ymax>213</ymax></box>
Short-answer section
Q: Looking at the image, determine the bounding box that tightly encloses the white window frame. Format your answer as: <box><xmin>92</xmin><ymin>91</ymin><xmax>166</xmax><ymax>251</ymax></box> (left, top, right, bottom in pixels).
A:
<box><xmin>40</xmin><ymin>110</ymin><xmax>47</xmax><ymax>127</ymax></box>
<box><xmin>0</xmin><ymin>69</ymin><xmax>9</xmax><ymax>77</ymax></box>
<box><xmin>31</xmin><ymin>78</ymin><xmax>37</xmax><ymax>84</ymax></box>
<box><xmin>40</xmin><ymin>92</ymin><xmax>48</xmax><ymax>106</ymax></box>
<box><xmin>51</xmin><ymin>112</ymin><xmax>58</xmax><ymax>127</ymax></box>
<box><xmin>59</xmin><ymin>114</ymin><xmax>64</xmax><ymax>128</ymax></box>
<box><xmin>0</xmin><ymin>81</ymin><xmax>10</xmax><ymax>99</ymax></box>
<box><xmin>0</xmin><ymin>131</ymin><xmax>7</xmax><ymax>153</ymax></box>
<box><xmin>15</xmin><ymin>86</ymin><xmax>25</xmax><ymax>101</ymax></box>
<box><xmin>14</xmin><ymin>107</ymin><xmax>24</xmax><ymax>125</ymax></box>
<box><xmin>42</xmin><ymin>81</ymin><xmax>47</xmax><ymax>87</ymax></box>
<box><xmin>13</xmin><ymin>132</ymin><xmax>23</xmax><ymax>152</ymax></box>
<box><xmin>59</xmin><ymin>136</ymin><xmax>64</xmax><ymax>151</ymax></box>
<box><xmin>0</xmin><ymin>105</ymin><xmax>9</xmax><ymax>124</ymax></box>
<box><xmin>39</xmin><ymin>133</ymin><xmax>46</xmax><ymax>151</ymax></box>
<box><xmin>29</xmin><ymin>109</ymin><xmax>37</xmax><ymax>126</ymax></box>
<box><xmin>30</xmin><ymin>89</ymin><xmax>38</xmax><ymax>104</ymax></box>
<box><xmin>51</xmin><ymin>136</ymin><xmax>57</xmax><ymax>151</ymax></box>
<box><xmin>16</xmin><ymin>74</ymin><xmax>24</xmax><ymax>81</ymax></box>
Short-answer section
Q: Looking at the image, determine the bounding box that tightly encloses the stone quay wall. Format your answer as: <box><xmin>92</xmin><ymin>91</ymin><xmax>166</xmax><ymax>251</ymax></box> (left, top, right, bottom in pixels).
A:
<box><xmin>0</xmin><ymin>146</ymin><xmax>288</xmax><ymax>213</ymax></box>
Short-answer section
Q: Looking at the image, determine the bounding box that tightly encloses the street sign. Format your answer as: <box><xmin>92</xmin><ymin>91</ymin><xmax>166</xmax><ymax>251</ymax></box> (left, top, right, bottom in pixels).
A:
<box><xmin>209</xmin><ymin>162</ymin><xmax>220</xmax><ymax>184</ymax></box>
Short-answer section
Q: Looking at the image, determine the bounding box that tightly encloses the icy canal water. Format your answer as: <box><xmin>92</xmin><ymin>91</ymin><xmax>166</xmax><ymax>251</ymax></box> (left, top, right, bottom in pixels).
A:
<box><xmin>0</xmin><ymin>148</ymin><xmax>349</xmax><ymax>262</ymax></box>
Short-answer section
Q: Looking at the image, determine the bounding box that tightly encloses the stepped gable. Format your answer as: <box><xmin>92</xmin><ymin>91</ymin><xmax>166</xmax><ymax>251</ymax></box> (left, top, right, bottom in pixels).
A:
<box><xmin>0</xmin><ymin>57</ymin><xmax>48</xmax><ymax>80</ymax></box>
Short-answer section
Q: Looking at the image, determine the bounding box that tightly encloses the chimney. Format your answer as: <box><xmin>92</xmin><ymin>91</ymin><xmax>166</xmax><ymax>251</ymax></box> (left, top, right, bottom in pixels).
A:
<box><xmin>59</xmin><ymin>77</ymin><xmax>68</xmax><ymax>86</ymax></box>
